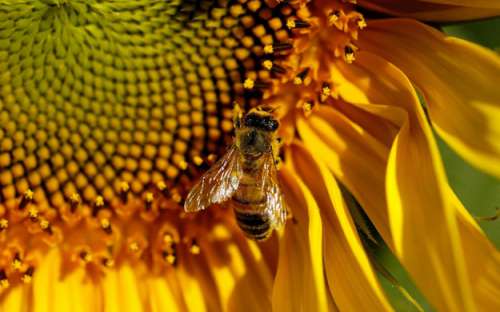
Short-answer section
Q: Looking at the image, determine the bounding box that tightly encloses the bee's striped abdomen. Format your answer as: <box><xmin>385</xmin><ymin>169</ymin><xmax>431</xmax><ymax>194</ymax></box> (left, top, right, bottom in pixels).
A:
<box><xmin>231</xmin><ymin>158</ymin><xmax>273</xmax><ymax>240</ymax></box>
<box><xmin>234</xmin><ymin>208</ymin><xmax>272</xmax><ymax>241</ymax></box>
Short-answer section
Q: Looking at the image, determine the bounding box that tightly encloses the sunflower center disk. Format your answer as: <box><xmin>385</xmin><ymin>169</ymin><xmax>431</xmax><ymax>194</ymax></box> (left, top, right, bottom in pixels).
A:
<box><xmin>0</xmin><ymin>0</ymin><xmax>316</xmax><ymax>286</ymax></box>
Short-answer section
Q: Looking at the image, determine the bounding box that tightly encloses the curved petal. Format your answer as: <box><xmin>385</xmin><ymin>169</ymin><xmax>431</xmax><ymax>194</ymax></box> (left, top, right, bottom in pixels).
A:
<box><xmin>337</xmin><ymin>48</ymin><xmax>500</xmax><ymax>309</ymax></box>
<box><xmin>200</xmin><ymin>223</ymin><xmax>273</xmax><ymax>312</ymax></box>
<box><xmin>32</xmin><ymin>249</ymin><xmax>103</xmax><ymax>312</ymax></box>
<box><xmin>147</xmin><ymin>277</ymin><xmax>181</xmax><ymax>312</ymax></box>
<box><xmin>359</xmin><ymin>0</ymin><xmax>500</xmax><ymax>21</ymax></box>
<box><xmin>288</xmin><ymin>143</ymin><xmax>393</xmax><ymax>311</ymax></box>
<box><xmin>450</xmin><ymin>189</ymin><xmax>500</xmax><ymax>308</ymax></box>
<box><xmin>297</xmin><ymin>106</ymin><xmax>393</xmax><ymax>246</ymax></box>
<box><xmin>385</xmin><ymin>105</ymin><xmax>476</xmax><ymax>312</ymax></box>
<box><xmin>116</xmin><ymin>265</ymin><xmax>145</xmax><ymax>312</ymax></box>
<box><xmin>358</xmin><ymin>19</ymin><xmax>500</xmax><ymax>179</ymax></box>
<box><xmin>1</xmin><ymin>284</ymin><xmax>28</xmax><ymax>312</ymax></box>
<box><xmin>420</xmin><ymin>0</ymin><xmax>500</xmax><ymax>7</ymax></box>
<box><xmin>273</xmin><ymin>167</ymin><xmax>329</xmax><ymax>312</ymax></box>
<box><xmin>341</xmin><ymin>50</ymin><xmax>500</xmax><ymax>311</ymax></box>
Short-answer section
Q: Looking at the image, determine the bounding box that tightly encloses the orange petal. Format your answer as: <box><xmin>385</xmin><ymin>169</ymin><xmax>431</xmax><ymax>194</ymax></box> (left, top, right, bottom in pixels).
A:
<box><xmin>1</xmin><ymin>285</ymin><xmax>28</xmax><ymax>311</ymax></box>
<box><xmin>359</xmin><ymin>0</ymin><xmax>500</xmax><ymax>21</ymax></box>
<box><xmin>345</xmin><ymin>50</ymin><xmax>499</xmax><ymax>311</ymax></box>
<box><xmin>200</xmin><ymin>224</ymin><xmax>273</xmax><ymax>312</ymax></box>
<box><xmin>450</xmin><ymin>189</ymin><xmax>500</xmax><ymax>308</ymax></box>
<box><xmin>32</xmin><ymin>249</ymin><xmax>103</xmax><ymax>312</ymax></box>
<box><xmin>420</xmin><ymin>0</ymin><xmax>500</xmax><ymax>7</ymax></box>
<box><xmin>288</xmin><ymin>143</ymin><xmax>393</xmax><ymax>311</ymax></box>
<box><xmin>297</xmin><ymin>106</ymin><xmax>393</xmax><ymax>246</ymax></box>
<box><xmin>147</xmin><ymin>276</ymin><xmax>181</xmax><ymax>312</ymax></box>
<box><xmin>359</xmin><ymin>19</ymin><xmax>500</xmax><ymax>179</ymax></box>
<box><xmin>273</xmin><ymin>167</ymin><xmax>329</xmax><ymax>312</ymax></box>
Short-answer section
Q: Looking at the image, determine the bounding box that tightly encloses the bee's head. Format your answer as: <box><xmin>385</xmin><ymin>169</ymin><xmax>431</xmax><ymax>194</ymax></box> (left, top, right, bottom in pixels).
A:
<box><xmin>236</xmin><ymin>112</ymin><xmax>279</xmax><ymax>157</ymax></box>
<box><xmin>235</xmin><ymin>109</ymin><xmax>279</xmax><ymax>157</ymax></box>
<box><xmin>241</xmin><ymin>112</ymin><xmax>279</xmax><ymax>132</ymax></box>
<box><xmin>238</xmin><ymin>128</ymin><xmax>271</xmax><ymax>156</ymax></box>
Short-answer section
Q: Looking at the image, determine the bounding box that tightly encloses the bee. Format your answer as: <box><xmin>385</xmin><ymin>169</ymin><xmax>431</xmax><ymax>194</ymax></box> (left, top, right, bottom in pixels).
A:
<box><xmin>184</xmin><ymin>105</ymin><xmax>286</xmax><ymax>241</ymax></box>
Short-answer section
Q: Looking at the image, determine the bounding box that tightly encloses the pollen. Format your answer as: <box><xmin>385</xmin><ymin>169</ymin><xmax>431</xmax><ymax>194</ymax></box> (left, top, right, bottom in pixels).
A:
<box><xmin>163</xmin><ymin>233</ymin><xmax>174</xmax><ymax>245</ymax></box>
<box><xmin>21</xmin><ymin>272</ymin><xmax>33</xmax><ymax>284</ymax></box>
<box><xmin>302</xmin><ymin>102</ymin><xmax>314</xmax><ymax>116</ymax></box>
<box><xmin>157</xmin><ymin>181</ymin><xmax>167</xmax><ymax>192</ymax></box>
<box><xmin>11</xmin><ymin>258</ymin><xmax>22</xmax><ymax>271</ymax></box>
<box><xmin>0</xmin><ymin>219</ymin><xmax>8</xmax><ymax>230</ymax></box>
<box><xmin>193</xmin><ymin>156</ymin><xmax>204</xmax><ymax>166</ymax></box>
<box><xmin>129</xmin><ymin>242</ymin><xmax>140</xmax><ymax>253</ymax></box>
<box><xmin>70</xmin><ymin>193</ymin><xmax>81</xmax><ymax>205</ymax></box>
<box><xmin>145</xmin><ymin>192</ymin><xmax>154</xmax><ymax>203</ymax></box>
<box><xmin>178</xmin><ymin>161</ymin><xmax>189</xmax><ymax>171</ymax></box>
<box><xmin>357</xmin><ymin>17</ymin><xmax>367</xmax><ymax>29</ymax></box>
<box><xmin>344</xmin><ymin>45</ymin><xmax>356</xmax><ymax>63</ymax></box>
<box><xmin>0</xmin><ymin>278</ymin><xmax>9</xmax><ymax>289</ymax></box>
<box><xmin>264</xmin><ymin>45</ymin><xmax>274</xmax><ymax>54</ymax></box>
<box><xmin>79</xmin><ymin>251</ymin><xmax>93</xmax><ymax>264</ymax></box>
<box><xmin>120</xmin><ymin>182</ymin><xmax>130</xmax><ymax>194</ymax></box>
<box><xmin>95</xmin><ymin>196</ymin><xmax>104</xmax><ymax>207</ymax></box>
<box><xmin>39</xmin><ymin>219</ymin><xmax>50</xmax><ymax>230</ymax></box>
<box><xmin>190</xmin><ymin>245</ymin><xmax>201</xmax><ymax>255</ymax></box>
<box><xmin>28</xmin><ymin>207</ymin><xmax>39</xmax><ymax>219</ymax></box>
<box><xmin>24</xmin><ymin>189</ymin><xmax>34</xmax><ymax>201</ymax></box>
<box><xmin>321</xmin><ymin>85</ymin><xmax>332</xmax><ymax>99</ymax></box>
<box><xmin>244</xmin><ymin>78</ymin><xmax>256</xmax><ymax>90</ymax></box>
<box><xmin>263</xmin><ymin>60</ymin><xmax>274</xmax><ymax>70</ymax></box>
<box><xmin>328</xmin><ymin>11</ymin><xmax>341</xmax><ymax>25</ymax></box>
<box><xmin>165</xmin><ymin>253</ymin><xmax>176</xmax><ymax>265</ymax></box>
<box><xmin>100</xmin><ymin>218</ymin><xmax>111</xmax><ymax>230</ymax></box>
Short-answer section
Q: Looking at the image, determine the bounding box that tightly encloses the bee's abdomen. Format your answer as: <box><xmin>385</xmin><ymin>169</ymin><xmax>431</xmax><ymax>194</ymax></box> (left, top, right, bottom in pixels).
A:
<box><xmin>234</xmin><ymin>209</ymin><xmax>271</xmax><ymax>241</ymax></box>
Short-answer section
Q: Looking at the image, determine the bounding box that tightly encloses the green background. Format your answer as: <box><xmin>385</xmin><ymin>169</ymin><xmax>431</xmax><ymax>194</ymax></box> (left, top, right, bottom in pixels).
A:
<box><xmin>378</xmin><ymin>17</ymin><xmax>500</xmax><ymax>311</ymax></box>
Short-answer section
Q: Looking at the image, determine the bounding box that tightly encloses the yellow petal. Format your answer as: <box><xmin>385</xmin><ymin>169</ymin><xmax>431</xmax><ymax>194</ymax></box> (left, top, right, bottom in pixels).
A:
<box><xmin>66</xmin><ymin>268</ymin><xmax>103</xmax><ymax>312</ymax></box>
<box><xmin>297</xmin><ymin>106</ymin><xmax>393</xmax><ymax>246</ymax></box>
<box><xmin>450</xmin><ymin>189</ymin><xmax>500</xmax><ymax>308</ymax></box>
<box><xmin>175</xmin><ymin>248</ymin><xmax>221</xmax><ymax>312</ymax></box>
<box><xmin>359</xmin><ymin>19</ymin><xmax>500</xmax><ymax>179</ymax></box>
<box><xmin>420</xmin><ymin>0</ymin><xmax>500</xmax><ymax>7</ymax></box>
<box><xmin>273</xmin><ymin>167</ymin><xmax>329</xmax><ymax>312</ymax></box>
<box><xmin>1</xmin><ymin>285</ymin><xmax>28</xmax><ymax>312</ymax></box>
<box><xmin>36</xmin><ymin>252</ymin><xmax>65</xmax><ymax>312</ymax></box>
<box><xmin>288</xmin><ymin>143</ymin><xmax>393</xmax><ymax>311</ymax></box>
<box><xmin>117</xmin><ymin>265</ymin><xmax>145</xmax><ymax>312</ymax></box>
<box><xmin>385</xmin><ymin>110</ymin><xmax>476</xmax><ymax>312</ymax></box>
<box><xmin>321</xmin><ymin>38</ymin><xmax>500</xmax><ymax>310</ymax></box>
<box><xmin>200</xmin><ymin>223</ymin><xmax>273</xmax><ymax>312</ymax></box>
<box><xmin>357</xmin><ymin>51</ymin><xmax>500</xmax><ymax>311</ymax></box>
<box><xmin>147</xmin><ymin>277</ymin><xmax>180</xmax><ymax>312</ymax></box>
<box><xmin>33</xmin><ymin>249</ymin><xmax>101</xmax><ymax>312</ymax></box>
<box><xmin>340</xmin><ymin>48</ymin><xmax>500</xmax><ymax>310</ymax></box>
<box><xmin>101</xmin><ymin>268</ymin><xmax>121</xmax><ymax>312</ymax></box>
<box><xmin>359</xmin><ymin>0</ymin><xmax>500</xmax><ymax>21</ymax></box>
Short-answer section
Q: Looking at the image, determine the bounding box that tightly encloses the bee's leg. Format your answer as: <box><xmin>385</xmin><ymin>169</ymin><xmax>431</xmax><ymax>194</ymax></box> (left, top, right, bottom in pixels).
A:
<box><xmin>233</xmin><ymin>101</ymin><xmax>243</xmax><ymax>129</ymax></box>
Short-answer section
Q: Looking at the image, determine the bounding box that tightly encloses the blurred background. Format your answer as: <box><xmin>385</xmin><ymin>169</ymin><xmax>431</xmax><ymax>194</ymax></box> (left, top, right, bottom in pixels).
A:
<box><xmin>377</xmin><ymin>17</ymin><xmax>500</xmax><ymax>311</ymax></box>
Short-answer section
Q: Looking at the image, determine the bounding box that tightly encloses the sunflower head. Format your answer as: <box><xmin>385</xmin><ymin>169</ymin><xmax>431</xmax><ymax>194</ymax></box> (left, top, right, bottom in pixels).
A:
<box><xmin>0</xmin><ymin>0</ymin><xmax>316</xmax><ymax>287</ymax></box>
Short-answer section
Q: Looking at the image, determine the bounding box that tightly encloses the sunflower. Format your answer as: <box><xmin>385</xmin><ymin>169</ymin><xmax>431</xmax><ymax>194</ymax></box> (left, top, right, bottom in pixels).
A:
<box><xmin>0</xmin><ymin>0</ymin><xmax>499</xmax><ymax>311</ymax></box>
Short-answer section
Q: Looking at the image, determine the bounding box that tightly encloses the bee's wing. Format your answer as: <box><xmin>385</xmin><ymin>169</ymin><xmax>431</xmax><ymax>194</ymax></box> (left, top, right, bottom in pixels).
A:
<box><xmin>184</xmin><ymin>145</ymin><xmax>243</xmax><ymax>212</ymax></box>
<box><xmin>260</xmin><ymin>152</ymin><xmax>287</xmax><ymax>229</ymax></box>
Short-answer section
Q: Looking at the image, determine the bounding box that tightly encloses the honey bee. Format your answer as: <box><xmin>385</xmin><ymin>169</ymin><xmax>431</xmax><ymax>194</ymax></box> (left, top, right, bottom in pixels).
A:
<box><xmin>184</xmin><ymin>105</ymin><xmax>286</xmax><ymax>240</ymax></box>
